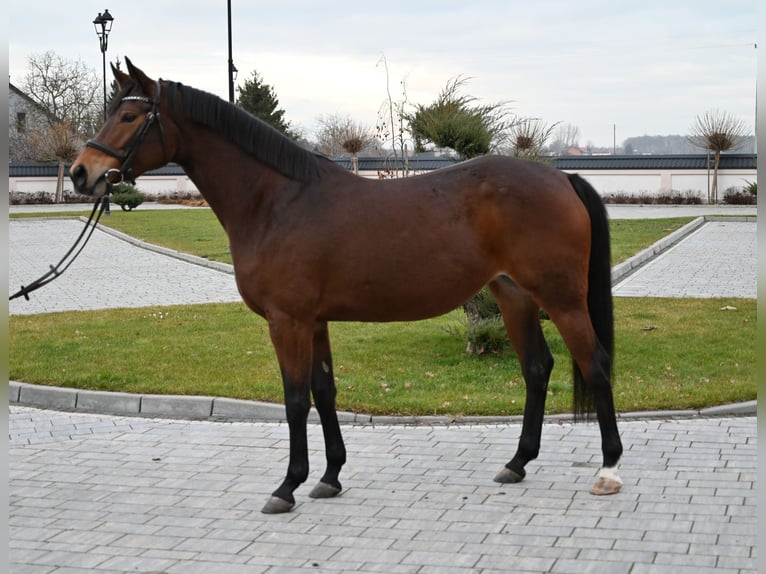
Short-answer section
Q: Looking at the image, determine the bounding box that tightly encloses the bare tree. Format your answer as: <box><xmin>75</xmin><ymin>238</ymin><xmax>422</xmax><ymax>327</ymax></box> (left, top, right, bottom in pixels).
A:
<box><xmin>315</xmin><ymin>114</ymin><xmax>378</xmax><ymax>174</ymax></box>
<box><xmin>688</xmin><ymin>109</ymin><xmax>749</xmax><ymax>203</ymax></box>
<box><xmin>23</xmin><ymin>51</ymin><xmax>103</xmax><ymax>138</ymax></box>
<box><xmin>548</xmin><ymin>123</ymin><xmax>581</xmax><ymax>155</ymax></box>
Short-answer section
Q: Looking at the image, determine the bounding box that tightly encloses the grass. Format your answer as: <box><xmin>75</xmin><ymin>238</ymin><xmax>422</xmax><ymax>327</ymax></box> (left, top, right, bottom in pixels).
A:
<box><xmin>608</xmin><ymin>218</ymin><xmax>694</xmax><ymax>264</ymax></box>
<box><xmin>9</xmin><ymin>208</ymin><xmax>755</xmax><ymax>415</ymax></box>
<box><xmin>9</xmin><ymin>298</ymin><xmax>755</xmax><ymax>416</ymax></box>
<box><xmin>11</xmin><ymin>209</ymin><xmax>695</xmax><ymax>267</ymax></box>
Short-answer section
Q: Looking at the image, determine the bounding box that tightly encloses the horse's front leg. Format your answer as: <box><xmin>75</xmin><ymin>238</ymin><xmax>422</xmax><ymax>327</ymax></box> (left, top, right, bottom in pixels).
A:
<box><xmin>308</xmin><ymin>321</ymin><xmax>347</xmax><ymax>499</ymax></box>
<box><xmin>262</xmin><ymin>314</ymin><xmax>314</xmax><ymax>514</ymax></box>
<box><xmin>488</xmin><ymin>280</ymin><xmax>554</xmax><ymax>485</ymax></box>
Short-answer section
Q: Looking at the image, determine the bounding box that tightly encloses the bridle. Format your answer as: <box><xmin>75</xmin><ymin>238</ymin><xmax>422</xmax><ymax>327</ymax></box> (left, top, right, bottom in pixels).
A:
<box><xmin>9</xmin><ymin>79</ymin><xmax>168</xmax><ymax>303</ymax></box>
<box><xmin>85</xmin><ymin>78</ymin><xmax>167</xmax><ymax>186</ymax></box>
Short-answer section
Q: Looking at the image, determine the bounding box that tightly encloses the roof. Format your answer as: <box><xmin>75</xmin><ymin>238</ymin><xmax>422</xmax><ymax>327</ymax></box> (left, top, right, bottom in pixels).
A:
<box><xmin>9</xmin><ymin>153</ymin><xmax>757</xmax><ymax>178</ymax></box>
<box><xmin>9</xmin><ymin>83</ymin><xmax>61</xmax><ymax>124</ymax></box>
<box><xmin>552</xmin><ymin>153</ymin><xmax>756</xmax><ymax>171</ymax></box>
<box><xmin>9</xmin><ymin>158</ymin><xmax>461</xmax><ymax>177</ymax></box>
<box><xmin>8</xmin><ymin>162</ymin><xmax>187</xmax><ymax>178</ymax></box>
<box><xmin>332</xmin><ymin>156</ymin><xmax>459</xmax><ymax>172</ymax></box>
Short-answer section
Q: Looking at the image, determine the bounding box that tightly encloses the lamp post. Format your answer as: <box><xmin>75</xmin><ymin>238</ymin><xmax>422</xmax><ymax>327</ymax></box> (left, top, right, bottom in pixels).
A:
<box><xmin>227</xmin><ymin>0</ymin><xmax>236</xmax><ymax>102</ymax></box>
<box><xmin>93</xmin><ymin>9</ymin><xmax>114</xmax><ymax>120</ymax></box>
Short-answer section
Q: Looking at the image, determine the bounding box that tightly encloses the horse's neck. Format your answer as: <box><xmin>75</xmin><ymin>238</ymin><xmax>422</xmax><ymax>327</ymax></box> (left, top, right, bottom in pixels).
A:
<box><xmin>174</xmin><ymin>126</ymin><xmax>289</xmax><ymax>224</ymax></box>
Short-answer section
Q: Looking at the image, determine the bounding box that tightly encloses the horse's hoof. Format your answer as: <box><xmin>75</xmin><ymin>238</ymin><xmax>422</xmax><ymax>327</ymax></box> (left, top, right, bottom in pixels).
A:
<box><xmin>261</xmin><ymin>496</ymin><xmax>295</xmax><ymax>514</ymax></box>
<box><xmin>308</xmin><ymin>481</ymin><xmax>342</xmax><ymax>499</ymax></box>
<box><xmin>493</xmin><ymin>467</ymin><xmax>525</xmax><ymax>484</ymax></box>
<box><xmin>590</xmin><ymin>477</ymin><xmax>622</xmax><ymax>495</ymax></box>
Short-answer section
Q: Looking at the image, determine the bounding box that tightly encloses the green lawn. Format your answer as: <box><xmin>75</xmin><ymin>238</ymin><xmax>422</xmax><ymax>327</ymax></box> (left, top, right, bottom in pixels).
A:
<box><xmin>9</xmin><ymin>209</ymin><xmax>755</xmax><ymax>415</ymax></box>
<box><xmin>11</xmin><ymin>208</ymin><xmax>693</xmax><ymax>267</ymax></box>
<box><xmin>8</xmin><ymin>299</ymin><xmax>755</xmax><ymax>416</ymax></box>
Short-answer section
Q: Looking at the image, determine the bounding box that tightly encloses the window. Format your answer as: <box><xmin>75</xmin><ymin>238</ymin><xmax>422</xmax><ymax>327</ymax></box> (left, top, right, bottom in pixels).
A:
<box><xmin>16</xmin><ymin>112</ymin><xmax>27</xmax><ymax>134</ymax></box>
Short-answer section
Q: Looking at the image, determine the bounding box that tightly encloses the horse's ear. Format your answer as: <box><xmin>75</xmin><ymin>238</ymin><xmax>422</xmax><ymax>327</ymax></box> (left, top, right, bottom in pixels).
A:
<box><xmin>124</xmin><ymin>57</ymin><xmax>156</xmax><ymax>96</ymax></box>
<box><xmin>111</xmin><ymin>62</ymin><xmax>130</xmax><ymax>87</ymax></box>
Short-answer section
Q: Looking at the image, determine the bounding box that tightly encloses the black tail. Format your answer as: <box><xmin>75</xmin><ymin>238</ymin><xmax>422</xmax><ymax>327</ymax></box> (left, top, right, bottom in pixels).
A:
<box><xmin>567</xmin><ymin>173</ymin><xmax>614</xmax><ymax>419</ymax></box>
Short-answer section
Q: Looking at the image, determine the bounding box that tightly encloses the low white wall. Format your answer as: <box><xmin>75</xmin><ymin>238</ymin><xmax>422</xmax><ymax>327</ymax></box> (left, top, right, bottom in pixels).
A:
<box><xmin>560</xmin><ymin>169</ymin><xmax>756</xmax><ymax>199</ymax></box>
<box><xmin>9</xmin><ymin>174</ymin><xmax>200</xmax><ymax>200</ymax></box>
<box><xmin>9</xmin><ymin>167</ymin><xmax>757</xmax><ymax>201</ymax></box>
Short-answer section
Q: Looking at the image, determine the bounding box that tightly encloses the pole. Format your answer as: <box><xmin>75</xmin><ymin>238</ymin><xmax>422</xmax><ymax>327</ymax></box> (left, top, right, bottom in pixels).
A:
<box><xmin>102</xmin><ymin>49</ymin><xmax>107</xmax><ymax>121</ymax></box>
<box><xmin>227</xmin><ymin>0</ymin><xmax>234</xmax><ymax>102</ymax></box>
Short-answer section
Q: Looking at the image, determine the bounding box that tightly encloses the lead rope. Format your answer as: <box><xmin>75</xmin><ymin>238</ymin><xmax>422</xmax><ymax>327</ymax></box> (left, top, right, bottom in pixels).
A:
<box><xmin>9</xmin><ymin>195</ymin><xmax>110</xmax><ymax>301</ymax></box>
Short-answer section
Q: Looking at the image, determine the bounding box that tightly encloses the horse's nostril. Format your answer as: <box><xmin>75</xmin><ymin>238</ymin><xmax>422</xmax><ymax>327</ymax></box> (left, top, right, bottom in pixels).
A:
<box><xmin>71</xmin><ymin>164</ymin><xmax>87</xmax><ymax>189</ymax></box>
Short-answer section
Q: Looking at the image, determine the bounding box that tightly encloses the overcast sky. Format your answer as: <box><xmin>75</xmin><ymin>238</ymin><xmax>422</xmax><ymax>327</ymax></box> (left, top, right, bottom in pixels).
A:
<box><xmin>8</xmin><ymin>0</ymin><xmax>758</xmax><ymax>149</ymax></box>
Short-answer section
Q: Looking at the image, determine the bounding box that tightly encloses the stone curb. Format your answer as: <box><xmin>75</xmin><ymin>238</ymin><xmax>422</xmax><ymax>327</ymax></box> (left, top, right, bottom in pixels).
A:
<box><xmin>610</xmin><ymin>216</ymin><xmax>705</xmax><ymax>285</ymax></box>
<box><xmin>611</xmin><ymin>215</ymin><xmax>757</xmax><ymax>285</ymax></box>
<box><xmin>11</xmin><ymin>214</ymin><xmax>754</xmax><ymax>424</ymax></box>
<box><xmin>86</xmin><ymin>218</ymin><xmax>235</xmax><ymax>275</ymax></box>
<box><xmin>9</xmin><ymin>380</ymin><xmax>756</xmax><ymax>424</ymax></box>
<box><xmin>91</xmin><ymin>214</ymin><xmax>756</xmax><ymax>291</ymax></box>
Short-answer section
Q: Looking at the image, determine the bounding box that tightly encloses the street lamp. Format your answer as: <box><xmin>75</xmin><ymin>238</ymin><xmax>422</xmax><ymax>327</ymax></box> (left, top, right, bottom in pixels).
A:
<box><xmin>93</xmin><ymin>9</ymin><xmax>114</xmax><ymax>120</ymax></box>
<box><xmin>227</xmin><ymin>0</ymin><xmax>236</xmax><ymax>102</ymax></box>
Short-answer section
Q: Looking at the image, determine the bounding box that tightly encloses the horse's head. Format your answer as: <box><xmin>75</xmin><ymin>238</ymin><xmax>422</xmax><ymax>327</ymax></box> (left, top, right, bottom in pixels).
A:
<box><xmin>70</xmin><ymin>58</ymin><xmax>175</xmax><ymax>197</ymax></box>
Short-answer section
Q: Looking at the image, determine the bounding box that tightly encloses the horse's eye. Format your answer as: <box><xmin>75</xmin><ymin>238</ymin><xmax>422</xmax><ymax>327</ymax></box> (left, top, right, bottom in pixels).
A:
<box><xmin>121</xmin><ymin>113</ymin><xmax>138</xmax><ymax>123</ymax></box>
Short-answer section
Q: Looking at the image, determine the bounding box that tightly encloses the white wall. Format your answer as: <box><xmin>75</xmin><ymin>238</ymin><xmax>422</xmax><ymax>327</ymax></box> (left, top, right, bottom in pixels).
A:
<box><xmin>559</xmin><ymin>168</ymin><xmax>756</xmax><ymax>199</ymax></box>
<box><xmin>9</xmin><ymin>167</ymin><xmax>757</xmax><ymax>202</ymax></box>
<box><xmin>9</xmin><ymin>174</ymin><xmax>200</xmax><ymax>200</ymax></box>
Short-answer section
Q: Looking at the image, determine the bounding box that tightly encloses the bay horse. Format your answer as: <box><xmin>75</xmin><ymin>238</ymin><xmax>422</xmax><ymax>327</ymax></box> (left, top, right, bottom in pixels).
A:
<box><xmin>70</xmin><ymin>58</ymin><xmax>623</xmax><ymax>513</ymax></box>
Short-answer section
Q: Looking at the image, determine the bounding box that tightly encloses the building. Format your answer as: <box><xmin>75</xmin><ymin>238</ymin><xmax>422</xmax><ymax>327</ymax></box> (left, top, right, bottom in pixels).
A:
<box><xmin>9</xmin><ymin>153</ymin><xmax>757</xmax><ymax>204</ymax></box>
<box><xmin>9</xmin><ymin>82</ymin><xmax>57</xmax><ymax>162</ymax></box>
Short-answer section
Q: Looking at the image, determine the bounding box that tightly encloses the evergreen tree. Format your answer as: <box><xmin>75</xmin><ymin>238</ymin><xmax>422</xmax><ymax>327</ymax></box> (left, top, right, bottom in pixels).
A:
<box><xmin>236</xmin><ymin>70</ymin><xmax>295</xmax><ymax>138</ymax></box>
<box><xmin>405</xmin><ymin>77</ymin><xmax>512</xmax><ymax>159</ymax></box>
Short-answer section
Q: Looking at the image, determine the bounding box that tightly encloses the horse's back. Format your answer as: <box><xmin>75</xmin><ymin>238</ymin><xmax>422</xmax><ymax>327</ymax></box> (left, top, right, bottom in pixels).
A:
<box><xmin>252</xmin><ymin>154</ymin><xmax>595</xmax><ymax>322</ymax></box>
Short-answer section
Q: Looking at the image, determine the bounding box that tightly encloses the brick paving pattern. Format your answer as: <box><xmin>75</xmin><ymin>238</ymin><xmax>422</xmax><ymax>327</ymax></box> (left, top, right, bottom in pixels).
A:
<box><xmin>9</xmin><ymin>407</ymin><xmax>756</xmax><ymax>573</ymax></box>
<box><xmin>8</xmin><ymin>206</ymin><xmax>757</xmax><ymax>572</ymax></box>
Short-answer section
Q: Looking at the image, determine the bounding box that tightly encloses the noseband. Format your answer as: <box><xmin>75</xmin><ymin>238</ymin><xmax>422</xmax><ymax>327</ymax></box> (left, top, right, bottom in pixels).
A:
<box><xmin>85</xmin><ymin>79</ymin><xmax>166</xmax><ymax>185</ymax></box>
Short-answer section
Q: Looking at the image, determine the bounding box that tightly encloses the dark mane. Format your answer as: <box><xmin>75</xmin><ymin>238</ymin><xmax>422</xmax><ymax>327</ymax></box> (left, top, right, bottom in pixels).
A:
<box><xmin>164</xmin><ymin>81</ymin><xmax>319</xmax><ymax>182</ymax></box>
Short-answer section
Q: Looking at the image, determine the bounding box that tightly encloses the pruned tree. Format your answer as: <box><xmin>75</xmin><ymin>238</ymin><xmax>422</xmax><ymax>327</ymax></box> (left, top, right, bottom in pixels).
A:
<box><xmin>25</xmin><ymin>120</ymin><xmax>81</xmax><ymax>202</ymax></box>
<box><xmin>688</xmin><ymin>109</ymin><xmax>750</xmax><ymax>203</ymax></box>
<box><xmin>236</xmin><ymin>70</ymin><xmax>297</xmax><ymax>138</ymax></box>
<box><xmin>315</xmin><ymin>114</ymin><xmax>378</xmax><ymax>174</ymax></box>
<box><xmin>507</xmin><ymin>117</ymin><xmax>559</xmax><ymax>160</ymax></box>
<box><xmin>23</xmin><ymin>51</ymin><xmax>103</xmax><ymax>138</ymax></box>
<box><xmin>405</xmin><ymin>76</ymin><xmax>513</xmax><ymax>159</ymax></box>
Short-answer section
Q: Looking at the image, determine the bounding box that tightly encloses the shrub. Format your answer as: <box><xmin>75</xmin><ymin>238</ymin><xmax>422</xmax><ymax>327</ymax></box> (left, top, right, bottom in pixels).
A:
<box><xmin>603</xmin><ymin>190</ymin><xmax>702</xmax><ymax>204</ymax></box>
<box><xmin>722</xmin><ymin>186</ymin><xmax>756</xmax><ymax>205</ymax></box>
<box><xmin>743</xmin><ymin>180</ymin><xmax>757</xmax><ymax>196</ymax></box>
<box><xmin>110</xmin><ymin>182</ymin><xmax>146</xmax><ymax>211</ymax></box>
<box><xmin>465</xmin><ymin>315</ymin><xmax>508</xmax><ymax>355</ymax></box>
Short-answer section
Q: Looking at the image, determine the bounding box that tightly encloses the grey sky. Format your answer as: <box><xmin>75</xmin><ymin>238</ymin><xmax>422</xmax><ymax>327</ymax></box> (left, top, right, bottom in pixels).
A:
<box><xmin>8</xmin><ymin>0</ymin><xmax>757</xmax><ymax>148</ymax></box>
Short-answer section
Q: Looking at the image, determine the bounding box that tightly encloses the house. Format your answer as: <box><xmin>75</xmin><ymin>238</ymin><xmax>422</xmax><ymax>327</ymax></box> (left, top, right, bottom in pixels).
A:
<box><xmin>9</xmin><ymin>82</ymin><xmax>57</xmax><ymax>162</ymax></box>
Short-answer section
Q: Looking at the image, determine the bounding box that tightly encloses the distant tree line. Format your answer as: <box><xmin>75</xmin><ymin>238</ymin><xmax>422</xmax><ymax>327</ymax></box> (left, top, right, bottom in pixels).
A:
<box><xmin>622</xmin><ymin>134</ymin><xmax>755</xmax><ymax>155</ymax></box>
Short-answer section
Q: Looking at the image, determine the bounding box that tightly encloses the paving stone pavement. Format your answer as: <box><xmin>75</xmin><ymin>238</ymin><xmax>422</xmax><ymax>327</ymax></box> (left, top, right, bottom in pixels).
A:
<box><xmin>9</xmin><ymin>218</ymin><xmax>242</xmax><ymax>316</ymax></box>
<box><xmin>613</xmin><ymin>219</ymin><xmax>756</xmax><ymax>298</ymax></box>
<box><xmin>8</xmin><ymin>205</ymin><xmax>758</xmax><ymax>572</ymax></box>
<box><xmin>8</xmin><ymin>406</ymin><xmax>757</xmax><ymax>573</ymax></box>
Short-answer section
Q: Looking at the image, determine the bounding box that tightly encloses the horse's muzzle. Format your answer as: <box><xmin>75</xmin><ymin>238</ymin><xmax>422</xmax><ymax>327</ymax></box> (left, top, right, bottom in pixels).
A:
<box><xmin>70</xmin><ymin>164</ymin><xmax>123</xmax><ymax>197</ymax></box>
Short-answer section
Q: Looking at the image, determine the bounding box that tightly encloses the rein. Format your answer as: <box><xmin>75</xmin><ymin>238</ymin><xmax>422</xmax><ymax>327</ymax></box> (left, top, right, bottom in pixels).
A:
<box><xmin>10</xmin><ymin>80</ymin><xmax>165</xmax><ymax>302</ymax></box>
<box><xmin>9</xmin><ymin>196</ymin><xmax>110</xmax><ymax>301</ymax></box>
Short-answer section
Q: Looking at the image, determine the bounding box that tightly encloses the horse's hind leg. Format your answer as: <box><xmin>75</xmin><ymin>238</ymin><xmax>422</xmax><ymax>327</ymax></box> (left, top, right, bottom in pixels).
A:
<box><xmin>545</xmin><ymin>306</ymin><xmax>623</xmax><ymax>495</ymax></box>
<box><xmin>487</xmin><ymin>277</ymin><xmax>554</xmax><ymax>484</ymax></box>
<box><xmin>308</xmin><ymin>322</ymin><xmax>347</xmax><ymax>499</ymax></box>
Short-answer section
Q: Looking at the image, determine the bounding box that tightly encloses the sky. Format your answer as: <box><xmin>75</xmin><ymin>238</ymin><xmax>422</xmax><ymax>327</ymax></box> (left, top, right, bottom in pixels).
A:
<box><xmin>7</xmin><ymin>0</ymin><xmax>758</xmax><ymax>149</ymax></box>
